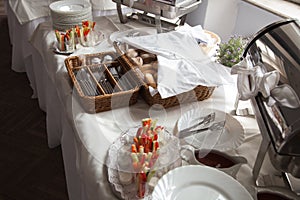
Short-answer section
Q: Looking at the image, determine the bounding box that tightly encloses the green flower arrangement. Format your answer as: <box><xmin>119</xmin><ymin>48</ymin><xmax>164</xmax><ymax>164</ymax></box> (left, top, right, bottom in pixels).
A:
<box><xmin>216</xmin><ymin>35</ymin><xmax>247</xmax><ymax>67</ymax></box>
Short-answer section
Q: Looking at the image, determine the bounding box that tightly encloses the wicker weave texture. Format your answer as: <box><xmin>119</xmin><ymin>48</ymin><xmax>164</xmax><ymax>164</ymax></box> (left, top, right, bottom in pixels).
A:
<box><xmin>114</xmin><ymin>42</ymin><xmax>215</xmax><ymax>108</ymax></box>
<box><xmin>64</xmin><ymin>52</ymin><xmax>140</xmax><ymax>113</ymax></box>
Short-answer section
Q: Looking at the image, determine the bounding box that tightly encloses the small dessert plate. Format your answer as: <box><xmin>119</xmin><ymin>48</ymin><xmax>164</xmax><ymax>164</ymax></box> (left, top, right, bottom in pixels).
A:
<box><xmin>52</xmin><ymin>46</ymin><xmax>75</xmax><ymax>55</ymax></box>
<box><xmin>52</xmin><ymin>42</ymin><xmax>76</xmax><ymax>55</ymax></box>
<box><xmin>176</xmin><ymin>108</ymin><xmax>245</xmax><ymax>151</ymax></box>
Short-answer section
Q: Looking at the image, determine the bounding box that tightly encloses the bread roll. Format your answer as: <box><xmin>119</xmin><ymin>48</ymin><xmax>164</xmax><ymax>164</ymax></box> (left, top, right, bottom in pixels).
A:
<box><xmin>140</xmin><ymin>53</ymin><xmax>156</xmax><ymax>64</ymax></box>
<box><xmin>153</xmin><ymin>72</ymin><xmax>157</xmax><ymax>81</ymax></box>
<box><xmin>131</xmin><ymin>56</ymin><xmax>143</xmax><ymax>66</ymax></box>
<box><xmin>144</xmin><ymin>69</ymin><xmax>156</xmax><ymax>74</ymax></box>
<box><xmin>126</xmin><ymin>49</ymin><xmax>138</xmax><ymax>58</ymax></box>
<box><xmin>141</xmin><ymin>62</ymin><xmax>158</xmax><ymax>71</ymax></box>
<box><xmin>140</xmin><ymin>64</ymin><xmax>153</xmax><ymax>72</ymax></box>
<box><xmin>145</xmin><ymin>73</ymin><xmax>157</xmax><ymax>88</ymax></box>
<box><xmin>151</xmin><ymin>61</ymin><xmax>159</xmax><ymax>70</ymax></box>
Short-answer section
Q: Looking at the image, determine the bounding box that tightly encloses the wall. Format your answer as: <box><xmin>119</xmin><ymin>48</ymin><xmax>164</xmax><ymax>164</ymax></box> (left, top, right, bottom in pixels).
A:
<box><xmin>186</xmin><ymin>0</ymin><xmax>283</xmax><ymax>41</ymax></box>
<box><xmin>232</xmin><ymin>1</ymin><xmax>282</xmax><ymax>38</ymax></box>
<box><xmin>186</xmin><ymin>0</ymin><xmax>208</xmax><ymax>27</ymax></box>
<box><xmin>186</xmin><ymin>0</ymin><xmax>239</xmax><ymax>41</ymax></box>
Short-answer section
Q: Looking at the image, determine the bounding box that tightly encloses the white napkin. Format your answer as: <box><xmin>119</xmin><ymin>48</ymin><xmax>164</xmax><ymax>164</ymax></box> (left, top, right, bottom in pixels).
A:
<box><xmin>120</xmin><ymin>30</ymin><xmax>233</xmax><ymax>98</ymax></box>
<box><xmin>231</xmin><ymin>57</ymin><xmax>300</xmax><ymax>108</ymax></box>
<box><xmin>176</xmin><ymin>24</ymin><xmax>214</xmax><ymax>46</ymax></box>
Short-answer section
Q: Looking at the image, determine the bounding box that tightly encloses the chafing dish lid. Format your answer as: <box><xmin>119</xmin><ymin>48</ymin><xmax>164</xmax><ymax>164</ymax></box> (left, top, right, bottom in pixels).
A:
<box><xmin>244</xmin><ymin>19</ymin><xmax>300</xmax><ymax>156</ymax></box>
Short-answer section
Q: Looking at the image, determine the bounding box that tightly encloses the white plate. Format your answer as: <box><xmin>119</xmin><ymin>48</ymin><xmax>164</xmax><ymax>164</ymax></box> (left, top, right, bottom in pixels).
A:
<box><xmin>50</xmin><ymin>0</ymin><xmax>92</xmax><ymax>30</ymax></box>
<box><xmin>108</xmin><ymin>27</ymin><xmax>157</xmax><ymax>45</ymax></box>
<box><xmin>49</xmin><ymin>0</ymin><xmax>91</xmax><ymax>14</ymax></box>
<box><xmin>176</xmin><ymin>109</ymin><xmax>244</xmax><ymax>151</ymax></box>
<box><xmin>52</xmin><ymin>45</ymin><xmax>75</xmax><ymax>55</ymax></box>
<box><xmin>152</xmin><ymin>165</ymin><xmax>253</xmax><ymax>200</ymax></box>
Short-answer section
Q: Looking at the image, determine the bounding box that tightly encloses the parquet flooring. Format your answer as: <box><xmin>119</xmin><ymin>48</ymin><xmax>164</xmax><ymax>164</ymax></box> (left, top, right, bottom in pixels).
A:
<box><xmin>0</xmin><ymin>0</ymin><xmax>5</xmax><ymax>16</ymax></box>
<box><xmin>0</xmin><ymin>16</ymin><xmax>69</xmax><ymax>200</ymax></box>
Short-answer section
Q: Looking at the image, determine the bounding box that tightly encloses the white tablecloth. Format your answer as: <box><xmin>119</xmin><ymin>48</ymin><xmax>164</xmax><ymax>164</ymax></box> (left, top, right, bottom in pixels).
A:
<box><xmin>7</xmin><ymin>0</ymin><xmax>48</xmax><ymax>90</ymax></box>
<box><xmin>25</xmin><ymin>15</ymin><xmax>286</xmax><ymax>200</ymax></box>
<box><xmin>8</xmin><ymin>0</ymin><xmax>118</xmax><ymax>25</ymax></box>
<box><xmin>6</xmin><ymin>0</ymin><xmax>133</xmax><ymax>101</ymax></box>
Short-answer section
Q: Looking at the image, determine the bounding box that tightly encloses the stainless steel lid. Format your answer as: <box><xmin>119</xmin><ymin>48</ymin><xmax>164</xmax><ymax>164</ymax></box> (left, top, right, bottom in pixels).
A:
<box><xmin>244</xmin><ymin>19</ymin><xmax>300</xmax><ymax>156</ymax></box>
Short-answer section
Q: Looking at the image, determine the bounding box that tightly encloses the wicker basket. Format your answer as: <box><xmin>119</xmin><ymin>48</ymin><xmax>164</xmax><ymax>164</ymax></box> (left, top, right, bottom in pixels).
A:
<box><xmin>64</xmin><ymin>52</ymin><xmax>140</xmax><ymax>113</ymax></box>
<box><xmin>114</xmin><ymin>42</ymin><xmax>215</xmax><ymax>108</ymax></box>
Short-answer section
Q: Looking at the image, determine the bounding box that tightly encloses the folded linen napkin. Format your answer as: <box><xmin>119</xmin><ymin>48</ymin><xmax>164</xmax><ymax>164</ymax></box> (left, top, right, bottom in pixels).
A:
<box><xmin>120</xmin><ymin>29</ymin><xmax>233</xmax><ymax>98</ymax></box>
<box><xmin>231</xmin><ymin>57</ymin><xmax>300</xmax><ymax>108</ymax></box>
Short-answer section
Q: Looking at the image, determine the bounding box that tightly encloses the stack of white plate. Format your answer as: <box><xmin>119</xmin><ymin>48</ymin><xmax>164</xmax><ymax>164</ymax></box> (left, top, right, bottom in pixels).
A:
<box><xmin>49</xmin><ymin>0</ymin><xmax>93</xmax><ymax>31</ymax></box>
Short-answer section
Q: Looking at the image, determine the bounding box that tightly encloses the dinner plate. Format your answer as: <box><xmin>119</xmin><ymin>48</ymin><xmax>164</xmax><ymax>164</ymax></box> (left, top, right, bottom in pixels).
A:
<box><xmin>108</xmin><ymin>27</ymin><xmax>157</xmax><ymax>45</ymax></box>
<box><xmin>52</xmin><ymin>12</ymin><xmax>92</xmax><ymax>24</ymax></box>
<box><xmin>176</xmin><ymin>109</ymin><xmax>244</xmax><ymax>151</ymax></box>
<box><xmin>52</xmin><ymin>45</ymin><xmax>75</xmax><ymax>55</ymax></box>
<box><xmin>152</xmin><ymin>165</ymin><xmax>253</xmax><ymax>200</ymax></box>
<box><xmin>49</xmin><ymin>0</ymin><xmax>91</xmax><ymax>14</ymax></box>
<box><xmin>50</xmin><ymin>0</ymin><xmax>92</xmax><ymax>30</ymax></box>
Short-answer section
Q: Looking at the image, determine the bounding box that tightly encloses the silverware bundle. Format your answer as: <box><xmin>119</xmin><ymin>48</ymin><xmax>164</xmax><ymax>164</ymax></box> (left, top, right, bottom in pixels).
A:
<box><xmin>179</xmin><ymin>112</ymin><xmax>215</xmax><ymax>133</ymax></box>
<box><xmin>113</xmin><ymin>66</ymin><xmax>140</xmax><ymax>91</ymax></box>
<box><xmin>91</xmin><ymin>66</ymin><xmax>115</xmax><ymax>94</ymax></box>
<box><xmin>178</xmin><ymin>112</ymin><xmax>226</xmax><ymax>139</ymax></box>
<box><xmin>108</xmin><ymin>66</ymin><xmax>120</xmax><ymax>82</ymax></box>
<box><xmin>76</xmin><ymin>68</ymin><xmax>101</xmax><ymax>96</ymax></box>
<box><xmin>75</xmin><ymin>64</ymin><xmax>141</xmax><ymax>96</ymax></box>
<box><xmin>118</xmin><ymin>74</ymin><xmax>136</xmax><ymax>91</ymax></box>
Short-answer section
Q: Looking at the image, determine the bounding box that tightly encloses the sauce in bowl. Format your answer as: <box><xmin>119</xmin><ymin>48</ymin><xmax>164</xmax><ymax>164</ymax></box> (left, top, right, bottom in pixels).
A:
<box><xmin>257</xmin><ymin>192</ymin><xmax>293</xmax><ymax>200</ymax></box>
<box><xmin>195</xmin><ymin>150</ymin><xmax>235</xmax><ymax>168</ymax></box>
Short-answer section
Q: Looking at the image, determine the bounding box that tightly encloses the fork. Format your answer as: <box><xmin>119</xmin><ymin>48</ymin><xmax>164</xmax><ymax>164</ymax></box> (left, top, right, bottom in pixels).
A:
<box><xmin>179</xmin><ymin>112</ymin><xmax>215</xmax><ymax>133</ymax></box>
<box><xmin>188</xmin><ymin>120</ymin><xmax>225</xmax><ymax>134</ymax></box>
<box><xmin>179</xmin><ymin>120</ymin><xmax>225</xmax><ymax>139</ymax></box>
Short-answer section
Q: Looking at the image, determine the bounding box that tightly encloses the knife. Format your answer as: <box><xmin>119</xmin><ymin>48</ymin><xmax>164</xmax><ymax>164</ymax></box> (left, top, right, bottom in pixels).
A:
<box><xmin>179</xmin><ymin>112</ymin><xmax>215</xmax><ymax>133</ymax></box>
<box><xmin>178</xmin><ymin>120</ymin><xmax>225</xmax><ymax>139</ymax></box>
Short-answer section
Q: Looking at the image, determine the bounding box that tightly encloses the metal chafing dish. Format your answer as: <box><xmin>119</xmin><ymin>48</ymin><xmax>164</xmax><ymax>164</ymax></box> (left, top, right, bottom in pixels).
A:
<box><xmin>242</xmin><ymin>18</ymin><xmax>300</xmax><ymax>191</ymax></box>
<box><xmin>112</xmin><ymin>0</ymin><xmax>201</xmax><ymax>31</ymax></box>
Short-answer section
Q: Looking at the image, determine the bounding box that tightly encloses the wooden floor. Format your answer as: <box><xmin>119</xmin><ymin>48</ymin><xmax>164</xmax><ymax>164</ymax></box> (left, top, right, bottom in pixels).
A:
<box><xmin>0</xmin><ymin>0</ymin><xmax>5</xmax><ymax>16</ymax></box>
<box><xmin>0</xmin><ymin>16</ymin><xmax>69</xmax><ymax>200</ymax></box>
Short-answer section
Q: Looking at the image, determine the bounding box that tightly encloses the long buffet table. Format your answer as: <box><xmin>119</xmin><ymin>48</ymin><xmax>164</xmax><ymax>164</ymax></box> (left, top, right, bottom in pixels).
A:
<box><xmin>6</xmin><ymin>0</ymin><xmax>131</xmax><ymax>100</ymax></box>
<box><xmin>6</xmin><ymin>2</ymin><xmax>290</xmax><ymax>199</ymax></box>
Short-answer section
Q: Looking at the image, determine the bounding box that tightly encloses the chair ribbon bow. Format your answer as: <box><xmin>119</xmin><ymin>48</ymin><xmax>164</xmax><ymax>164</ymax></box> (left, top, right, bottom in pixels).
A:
<box><xmin>231</xmin><ymin>57</ymin><xmax>300</xmax><ymax>108</ymax></box>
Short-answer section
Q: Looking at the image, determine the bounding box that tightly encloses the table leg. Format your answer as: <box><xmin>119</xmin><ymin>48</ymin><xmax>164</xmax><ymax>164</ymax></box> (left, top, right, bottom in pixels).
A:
<box><xmin>252</xmin><ymin>137</ymin><xmax>271</xmax><ymax>183</ymax></box>
<box><xmin>155</xmin><ymin>15</ymin><xmax>162</xmax><ymax>33</ymax></box>
<box><xmin>117</xmin><ymin>3</ymin><xmax>127</xmax><ymax>23</ymax></box>
<box><xmin>179</xmin><ymin>14</ymin><xmax>187</xmax><ymax>26</ymax></box>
